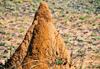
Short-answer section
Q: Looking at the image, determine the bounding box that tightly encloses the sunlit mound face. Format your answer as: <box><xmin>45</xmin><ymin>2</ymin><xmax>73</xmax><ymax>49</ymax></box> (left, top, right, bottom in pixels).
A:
<box><xmin>35</xmin><ymin>2</ymin><xmax>52</xmax><ymax>22</ymax></box>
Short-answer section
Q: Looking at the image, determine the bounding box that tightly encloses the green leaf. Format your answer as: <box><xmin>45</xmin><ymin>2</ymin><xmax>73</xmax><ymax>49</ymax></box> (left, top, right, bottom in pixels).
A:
<box><xmin>32</xmin><ymin>8</ymin><xmax>36</xmax><ymax>11</ymax></box>
<box><xmin>84</xmin><ymin>67</ymin><xmax>86</xmax><ymax>69</ymax></box>
<box><xmin>98</xmin><ymin>36</ymin><xmax>100</xmax><ymax>40</ymax></box>
<box><xmin>80</xmin><ymin>66</ymin><xmax>82</xmax><ymax>69</ymax></box>
<box><xmin>0</xmin><ymin>42</ymin><xmax>6</xmax><ymax>46</ymax></box>
<box><xmin>19</xmin><ymin>29</ymin><xmax>24</xmax><ymax>33</ymax></box>
<box><xmin>77</xmin><ymin>37</ymin><xmax>85</xmax><ymax>41</ymax></box>
<box><xmin>0</xmin><ymin>21</ymin><xmax>4</xmax><ymax>24</ymax></box>
<box><xmin>62</xmin><ymin>33</ymin><xmax>73</xmax><ymax>37</ymax></box>
<box><xmin>2</xmin><ymin>55</ymin><xmax>9</xmax><ymax>58</ymax></box>
<box><xmin>62</xmin><ymin>33</ymin><xmax>66</xmax><ymax>36</ymax></box>
<box><xmin>94</xmin><ymin>64</ymin><xmax>99</xmax><ymax>68</ymax></box>
<box><xmin>91</xmin><ymin>41</ymin><xmax>96</xmax><ymax>45</ymax></box>
<box><xmin>39</xmin><ymin>0</ymin><xmax>43</xmax><ymax>3</ymax></box>
<box><xmin>7</xmin><ymin>46</ymin><xmax>14</xmax><ymax>50</ymax></box>
<box><xmin>67</xmin><ymin>43</ymin><xmax>72</xmax><ymax>46</ymax></box>
<box><xmin>79</xmin><ymin>16</ymin><xmax>86</xmax><ymax>20</ymax></box>
<box><xmin>55</xmin><ymin>59</ymin><xmax>63</xmax><ymax>65</ymax></box>
<box><xmin>6</xmin><ymin>36</ymin><xmax>12</xmax><ymax>40</ymax></box>
<box><xmin>91</xmin><ymin>33</ymin><xmax>97</xmax><ymax>36</ymax></box>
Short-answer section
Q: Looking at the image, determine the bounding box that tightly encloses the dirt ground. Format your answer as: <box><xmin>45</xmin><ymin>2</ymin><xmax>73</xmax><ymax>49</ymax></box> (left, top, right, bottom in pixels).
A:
<box><xmin>0</xmin><ymin>0</ymin><xmax>100</xmax><ymax>69</ymax></box>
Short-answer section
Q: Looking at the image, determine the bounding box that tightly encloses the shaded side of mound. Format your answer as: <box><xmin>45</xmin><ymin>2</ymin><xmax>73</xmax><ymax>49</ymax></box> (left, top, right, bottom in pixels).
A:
<box><xmin>5</xmin><ymin>13</ymin><xmax>38</xmax><ymax>69</ymax></box>
<box><xmin>5</xmin><ymin>2</ymin><xmax>75</xmax><ymax>69</ymax></box>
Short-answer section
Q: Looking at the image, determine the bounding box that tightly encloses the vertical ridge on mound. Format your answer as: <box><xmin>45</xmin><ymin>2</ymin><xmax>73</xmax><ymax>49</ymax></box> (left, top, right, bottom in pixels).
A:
<box><xmin>5</xmin><ymin>2</ymin><xmax>75</xmax><ymax>69</ymax></box>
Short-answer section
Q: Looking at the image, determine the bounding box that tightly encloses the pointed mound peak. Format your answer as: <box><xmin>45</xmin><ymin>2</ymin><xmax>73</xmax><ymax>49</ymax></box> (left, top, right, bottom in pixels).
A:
<box><xmin>35</xmin><ymin>2</ymin><xmax>52</xmax><ymax>22</ymax></box>
<box><xmin>39</xmin><ymin>2</ymin><xmax>49</xmax><ymax>9</ymax></box>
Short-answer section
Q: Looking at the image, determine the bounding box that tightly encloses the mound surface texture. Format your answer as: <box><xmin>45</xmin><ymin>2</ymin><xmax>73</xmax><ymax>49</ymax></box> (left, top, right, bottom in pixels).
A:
<box><xmin>5</xmin><ymin>2</ymin><xmax>74</xmax><ymax>69</ymax></box>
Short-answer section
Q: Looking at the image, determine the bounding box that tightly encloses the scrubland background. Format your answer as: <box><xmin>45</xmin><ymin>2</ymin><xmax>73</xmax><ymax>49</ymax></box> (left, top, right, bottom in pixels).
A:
<box><xmin>0</xmin><ymin>0</ymin><xmax>100</xmax><ymax>69</ymax></box>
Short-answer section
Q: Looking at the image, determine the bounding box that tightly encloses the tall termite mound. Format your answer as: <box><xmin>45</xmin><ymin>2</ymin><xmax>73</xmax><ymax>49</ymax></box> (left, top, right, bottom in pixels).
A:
<box><xmin>5</xmin><ymin>2</ymin><xmax>74</xmax><ymax>69</ymax></box>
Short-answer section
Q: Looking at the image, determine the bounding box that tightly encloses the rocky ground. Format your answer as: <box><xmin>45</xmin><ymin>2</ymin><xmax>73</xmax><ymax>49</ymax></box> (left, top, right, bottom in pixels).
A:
<box><xmin>0</xmin><ymin>0</ymin><xmax>100</xmax><ymax>69</ymax></box>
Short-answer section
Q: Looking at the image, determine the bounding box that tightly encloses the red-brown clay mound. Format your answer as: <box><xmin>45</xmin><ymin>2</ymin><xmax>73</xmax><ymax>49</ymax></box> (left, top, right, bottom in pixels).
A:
<box><xmin>5</xmin><ymin>2</ymin><xmax>75</xmax><ymax>69</ymax></box>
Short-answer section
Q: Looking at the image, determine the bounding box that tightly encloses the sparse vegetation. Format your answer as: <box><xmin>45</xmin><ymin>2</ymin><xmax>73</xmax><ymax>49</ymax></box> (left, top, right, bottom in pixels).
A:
<box><xmin>55</xmin><ymin>59</ymin><xmax>63</xmax><ymax>65</ymax></box>
<box><xmin>79</xmin><ymin>16</ymin><xmax>86</xmax><ymax>20</ymax></box>
<box><xmin>0</xmin><ymin>29</ymin><xmax>6</xmax><ymax>34</ymax></box>
<box><xmin>6</xmin><ymin>36</ymin><xmax>12</xmax><ymax>40</ymax></box>
<box><xmin>13</xmin><ymin>0</ymin><xmax>23</xmax><ymax>3</ymax></box>
<box><xmin>0</xmin><ymin>21</ymin><xmax>3</xmax><ymax>24</ymax></box>
<box><xmin>67</xmin><ymin>43</ymin><xmax>72</xmax><ymax>46</ymax></box>
<box><xmin>93</xmin><ymin>63</ymin><xmax>100</xmax><ymax>68</ymax></box>
<box><xmin>62</xmin><ymin>33</ymin><xmax>73</xmax><ymax>37</ymax></box>
<box><xmin>7</xmin><ymin>46</ymin><xmax>14</xmax><ymax>50</ymax></box>
<box><xmin>91</xmin><ymin>33</ymin><xmax>97</xmax><ymax>37</ymax></box>
<box><xmin>77</xmin><ymin>37</ymin><xmax>85</xmax><ymax>42</ymax></box>
<box><xmin>19</xmin><ymin>28</ymin><xmax>24</xmax><ymax>33</ymax></box>
<box><xmin>2</xmin><ymin>55</ymin><xmax>9</xmax><ymax>58</ymax></box>
<box><xmin>0</xmin><ymin>42</ymin><xmax>6</xmax><ymax>46</ymax></box>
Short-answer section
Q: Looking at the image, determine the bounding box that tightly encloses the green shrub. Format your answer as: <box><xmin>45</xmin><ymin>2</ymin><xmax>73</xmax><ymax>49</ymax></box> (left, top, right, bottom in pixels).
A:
<box><xmin>2</xmin><ymin>55</ymin><xmax>9</xmax><ymax>58</ymax></box>
<box><xmin>0</xmin><ymin>42</ymin><xmax>6</xmax><ymax>46</ymax></box>
<box><xmin>19</xmin><ymin>29</ymin><xmax>24</xmax><ymax>33</ymax></box>
<box><xmin>13</xmin><ymin>0</ymin><xmax>23</xmax><ymax>3</ymax></box>
<box><xmin>79</xmin><ymin>16</ymin><xmax>86</xmax><ymax>20</ymax></box>
<box><xmin>0</xmin><ymin>21</ymin><xmax>3</xmax><ymax>24</ymax></box>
